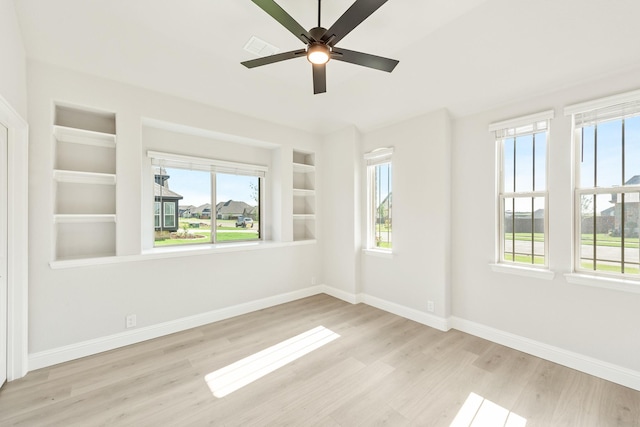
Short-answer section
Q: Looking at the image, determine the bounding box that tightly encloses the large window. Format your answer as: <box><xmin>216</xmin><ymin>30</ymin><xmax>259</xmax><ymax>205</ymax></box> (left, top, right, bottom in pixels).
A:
<box><xmin>491</xmin><ymin>111</ymin><xmax>552</xmax><ymax>267</ymax></box>
<box><xmin>567</xmin><ymin>92</ymin><xmax>640</xmax><ymax>278</ymax></box>
<box><xmin>149</xmin><ymin>151</ymin><xmax>266</xmax><ymax>247</ymax></box>
<box><xmin>365</xmin><ymin>148</ymin><xmax>393</xmax><ymax>251</ymax></box>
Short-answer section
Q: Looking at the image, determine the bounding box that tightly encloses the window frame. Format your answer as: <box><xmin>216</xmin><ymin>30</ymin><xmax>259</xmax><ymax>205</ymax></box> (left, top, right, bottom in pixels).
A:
<box><xmin>566</xmin><ymin>90</ymin><xmax>640</xmax><ymax>280</ymax></box>
<box><xmin>154</xmin><ymin>201</ymin><xmax>161</xmax><ymax>228</ymax></box>
<box><xmin>148</xmin><ymin>151</ymin><xmax>267</xmax><ymax>247</ymax></box>
<box><xmin>364</xmin><ymin>147</ymin><xmax>393</xmax><ymax>252</ymax></box>
<box><xmin>163</xmin><ymin>201</ymin><xmax>175</xmax><ymax>228</ymax></box>
<box><xmin>490</xmin><ymin>110</ymin><xmax>553</xmax><ymax>269</ymax></box>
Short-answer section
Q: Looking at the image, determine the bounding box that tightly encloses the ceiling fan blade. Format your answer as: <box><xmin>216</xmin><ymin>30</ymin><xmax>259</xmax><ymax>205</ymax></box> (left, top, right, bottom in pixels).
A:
<box><xmin>251</xmin><ymin>0</ymin><xmax>312</xmax><ymax>44</ymax></box>
<box><xmin>321</xmin><ymin>0</ymin><xmax>388</xmax><ymax>46</ymax></box>
<box><xmin>241</xmin><ymin>49</ymin><xmax>306</xmax><ymax>68</ymax></box>
<box><xmin>312</xmin><ymin>64</ymin><xmax>326</xmax><ymax>94</ymax></box>
<box><xmin>331</xmin><ymin>48</ymin><xmax>398</xmax><ymax>72</ymax></box>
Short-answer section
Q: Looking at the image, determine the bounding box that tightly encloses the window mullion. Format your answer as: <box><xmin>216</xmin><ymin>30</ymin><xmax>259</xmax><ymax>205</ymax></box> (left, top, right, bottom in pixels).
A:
<box><xmin>531</xmin><ymin>196</ymin><xmax>535</xmax><ymax>264</ymax></box>
<box><xmin>211</xmin><ymin>173</ymin><xmax>216</xmax><ymax>244</ymax></box>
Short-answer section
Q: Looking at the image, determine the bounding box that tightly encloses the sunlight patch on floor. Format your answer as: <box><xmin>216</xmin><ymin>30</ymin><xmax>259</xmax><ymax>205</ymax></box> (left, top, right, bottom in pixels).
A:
<box><xmin>450</xmin><ymin>392</ymin><xmax>527</xmax><ymax>427</ymax></box>
<box><xmin>205</xmin><ymin>325</ymin><xmax>340</xmax><ymax>398</ymax></box>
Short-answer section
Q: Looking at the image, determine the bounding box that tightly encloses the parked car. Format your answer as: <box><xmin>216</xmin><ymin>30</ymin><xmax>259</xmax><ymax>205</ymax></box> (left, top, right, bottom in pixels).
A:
<box><xmin>235</xmin><ymin>216</ymin><xmax>254</xmax><ymax>228</ymax></box>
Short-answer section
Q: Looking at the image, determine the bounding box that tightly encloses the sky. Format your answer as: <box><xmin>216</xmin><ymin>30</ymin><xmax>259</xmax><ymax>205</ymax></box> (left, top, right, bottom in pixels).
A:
<box><xmin>162</xmin><ymin>168</ymin><xmax>258</xmax><ymax>207</ymax></box>
<box><xmin>504</xmin><ymin>115</ymin><xmax>640</xmax><ymax>215</ymax></box>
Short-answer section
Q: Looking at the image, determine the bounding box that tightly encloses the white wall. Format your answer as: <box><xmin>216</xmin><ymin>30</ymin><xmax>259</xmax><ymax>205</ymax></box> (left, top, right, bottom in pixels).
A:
<box><xmin>27</xmin><ymin>61</ymin><xmax>322</xmax><ymax>354</ymax></box>
<box><xmin>360</xmin><ymin>110</ymin><xmax>452</xmax><ymax>319</ymax></box>
<box><xmin>321</xmin><ymin>126</ymin><xmax>362</xmax><ymax>299</ymax></box>
<box><xmin>451</xmin><ymin>67</ymin><xmax>640</xmax><ymax>372</ymax></box>
<box><xmin>0</xmin><ymin>0</ymin><xmax>27</xmax><ymax>118</ymax></box>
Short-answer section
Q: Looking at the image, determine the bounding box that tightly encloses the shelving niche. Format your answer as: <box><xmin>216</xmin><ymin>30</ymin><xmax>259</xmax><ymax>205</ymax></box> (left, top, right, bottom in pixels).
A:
<box><xmin>53</xmin><ymin>104</ymin><xmax>117</xmax><ymax>261</ymax></box>
<box><xmin>292</xmin><ymin>150</ymin><xmax>316</xmax><ymax>241</ymax></box>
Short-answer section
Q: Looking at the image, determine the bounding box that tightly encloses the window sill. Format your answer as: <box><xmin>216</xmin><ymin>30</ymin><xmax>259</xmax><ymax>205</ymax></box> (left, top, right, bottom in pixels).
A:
<box><xmin>363</xmin><ymin>248</ymin><xmax>394</xmax><ymax>259</ymax></box>
<box><xmin>564</xmin><ymin>273</ymin><xmax>640</xmax><ymax>294</ymax></box>
<box><xmin>490</xmin><ymin>263</ymin><xmax>555</xmax><ymax>280</ymax></box>
<box><xmin>49</xmin><ymin>240</ymin><xmax>316</xmax><ymax>269</ymax></box>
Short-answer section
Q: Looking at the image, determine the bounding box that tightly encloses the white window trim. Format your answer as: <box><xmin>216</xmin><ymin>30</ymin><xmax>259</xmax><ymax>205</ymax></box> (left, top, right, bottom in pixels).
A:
<box><xmin>362</xmin><ymin>248</ymin><xmax>395</xmax><ymax>259</ymax></box>
<box><xmin>564</xmin><ymin>88</ymin><xmax>640</xmax><ymax>118</ymax></box>
<box><xmin>490</xmin><ymin>263</ymin><xmax>555</xmax><ymax>280</ymax></box>
<box><xmin>365</xmin><ymin>147</ymin><xmax>393</xmax><ymax>252</ymax></box>
<box><xmin>147</xmin><ymin>150</ymin><xmax>268</xmax><ymax>177</ymax></box>
<box><xmin>565</xmin><ymin>273</ymin><xmax>640</xmax><ymax>295</ymax></box>
<box><xmin>489</xmin><ymin>110</ymin><xmax>555</xmax><ymax>133</ymax></box>
<box><xmin>491</xmin><ymin>110</ymin><xmax>553</xmax><ymax>269</ymax></box>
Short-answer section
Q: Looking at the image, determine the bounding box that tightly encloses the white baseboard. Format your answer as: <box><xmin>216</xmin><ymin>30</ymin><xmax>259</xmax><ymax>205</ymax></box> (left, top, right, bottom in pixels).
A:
<box><xmin>27</xmin><ymin>286</ymin><xmax>640</xmax><ymax>392</ymax></box>
<box><xmin>360</xmin><ymin>293</ymin><xmax>451</xmax><ymax>332</ymax></box>
<box><xmin>319</xmin><ymin>285</ymin><xmax>362</xmax><ymax>304</ymax></box>
<box><xmin>451</xmin><ymin>316</ymin><xmax>640</xmax><ymax>392</ymax></box>
<box><xmin>29</xmin><ymin>286</ymin><xmax>324</xmax><ymax>371</ymax></box>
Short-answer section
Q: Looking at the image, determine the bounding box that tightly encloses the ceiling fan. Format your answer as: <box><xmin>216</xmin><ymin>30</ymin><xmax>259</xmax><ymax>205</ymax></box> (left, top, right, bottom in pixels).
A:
<box><xmin>242</xmin><ymin>0</ymin><xmax>399</xmax><ymax>94</ymax></box>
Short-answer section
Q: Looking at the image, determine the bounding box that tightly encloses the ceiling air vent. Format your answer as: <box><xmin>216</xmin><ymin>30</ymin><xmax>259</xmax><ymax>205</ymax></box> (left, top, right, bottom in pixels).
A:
<box><xmin>244</xmin><ymin>36</ymin><xmax>280</xmax><ymax>57</ymax></box>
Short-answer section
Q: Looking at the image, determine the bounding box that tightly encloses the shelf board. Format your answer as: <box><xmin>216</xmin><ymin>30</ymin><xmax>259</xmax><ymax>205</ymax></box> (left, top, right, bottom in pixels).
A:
<box><xmin>54</xmin><ymin>125</ymin><xmax>116</xmax><ymax>148</ymax></box>
<box><xmin>293</xmin><ymin>188</ymin><xmax>316</xmax><ymax>197</ymax></box>
<box><xmin>54</xmin><ymin>169</ymin><xmax>116</xmax><ymax>185</ymax></box>
<box><xmin>292</xmin><ymin>214</ymin><xmax>316</xmax><ymax>220</ymax></box>
<box><xmin>293</xmin><ymin>162</ymin><xmax>315</xmax><ymax>173</ymax></box>
<box><xmin>54</xmin><ymin>214</ymin><xmax>116</xmax><ymax>224</ymax></box>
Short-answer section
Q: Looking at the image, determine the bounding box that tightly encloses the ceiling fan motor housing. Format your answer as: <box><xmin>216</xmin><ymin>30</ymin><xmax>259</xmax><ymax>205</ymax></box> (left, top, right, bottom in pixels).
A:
<box><xmin>309</xmin><ymin>26</ymin><xmax>328</xmax><ymax>43</ymax></box>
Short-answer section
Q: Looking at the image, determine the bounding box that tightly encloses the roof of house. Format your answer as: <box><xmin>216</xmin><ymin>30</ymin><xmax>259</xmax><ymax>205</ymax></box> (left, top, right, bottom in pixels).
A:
<box><xmin>216</xmin><ymin>200</ymin><xmax>253</xmax><ymax>214</ymax></box>
<box><xmin>625</xmin><ymin>175</ymin><xmax>640</xmax><ymax>185</ymax></box>
<box><xmin>154</xmin><ymin>183</ymin><xmax>182</xmax><ymax>200</ymax></box>
<box><xmin>193</xmin><ymin>203</ymin><xmax>212</xmax><ymax>214</ymax></box>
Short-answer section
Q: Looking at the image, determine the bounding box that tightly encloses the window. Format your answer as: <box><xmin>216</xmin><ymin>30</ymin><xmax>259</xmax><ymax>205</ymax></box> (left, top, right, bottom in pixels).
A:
<box><xmin>154</xmin><ymin>202</ymin><xmax>160</xmax><ymax>228</ymax></box>
<box><xmin>149</xmin><ymin>151</ymin><xmax>267</xmax><ymax>247</ymax></box>
<box><xmin>566</xmin><ymin>91</ymin><xmax>640</xmax><ymax>278</ymax></box>
<box><xmin>365</xmin><ymin>148</ymin><xmax>393</xmax><ymax>251</ymax></box>
<box><xmin>163</xmin><ymin>202</ymin><xmax>175</xmax><ymax>228</ymax></box>
<box><xmin>490</xmin><ymin>111</ymin><xmax>553</xmax><ymax>267</ymax></box>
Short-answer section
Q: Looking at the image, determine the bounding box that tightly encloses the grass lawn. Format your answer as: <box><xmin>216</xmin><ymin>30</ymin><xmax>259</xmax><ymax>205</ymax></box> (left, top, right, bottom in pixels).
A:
<box><xmin>155</xmin><ymin>232</ymin><xmax>258</xmax><ymax>246</ymax></box>
<box><xmin>503</xmin><ymin>253</ymin><xmax>545</xmax><ymax>264</ymax></box>
<box><xmin>580</xmin><ymin>260</ymin><xmax>640</xmax><ymax>274</ymax></box>
<box><xmin>504</xmin><ymin>233</ymin><xmax>545</xmax><ymax>243</ymax></box>
<box><xmin>580</xmin><ymin>233</ymin><xmax>639</xmax><ymax>248</ymax></box>
<box><xmin>216</xmin><ymin>232</ymin><xmax>259</xmax><ymax>241</ymax></box>
<box><xmin>154</xmin><ymin>224</ymin><xmax>259</xmax><ymax>246</ymax></box>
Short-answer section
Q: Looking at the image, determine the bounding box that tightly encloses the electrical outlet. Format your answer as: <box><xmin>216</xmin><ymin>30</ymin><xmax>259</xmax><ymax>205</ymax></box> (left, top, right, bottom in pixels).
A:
<box><xmin>311</xmin><ymin>276</ymin><xmax>317</xmax><ymax>285</ymax></box>
<box><xmin>427</xmin><ymin>301</ymin><xmax>435</xmax><ymax>313</ymax></box>
<box><xmin>126</xmin><ymin>314</ymin><xmax>137</xmax><ymax>328</ymax></box>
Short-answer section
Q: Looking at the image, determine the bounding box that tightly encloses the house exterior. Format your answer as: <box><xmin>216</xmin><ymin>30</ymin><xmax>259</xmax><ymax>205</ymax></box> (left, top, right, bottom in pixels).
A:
<box><xmin>192</xmin><ymin>203</ymin><xmax>212</xmax><ymax>219</ymax></box>
<box><xmin>377</xmin><ymin>192</ymin><xmax>392</xmax><ymax>224</ymax></box>
<box><xmin>179</xmin><ymin>205</ymin><xmax>196</xmax><ymax>218</ymax></box>
<box><xmin>154</xmin><ymin>167</ymin><xmax>183</xmax><ymax>232</ymax></box>
<box><xmin>216</xmin><ymin>200</ymin><xmax>255</xmax><ymax>220</ymax></box>
<box><xmin>609</xmin><ymin>175</ymin><xmax>640</xmax><ymax>237</ymax></box>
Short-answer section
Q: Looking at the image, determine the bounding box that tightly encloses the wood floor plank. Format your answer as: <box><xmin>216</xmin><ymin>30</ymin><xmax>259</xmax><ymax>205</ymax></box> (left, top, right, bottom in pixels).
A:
<box><xmin>1</xmin><ymin>295</ymin><xmax>638</xmax><ymax>426</ymax></box>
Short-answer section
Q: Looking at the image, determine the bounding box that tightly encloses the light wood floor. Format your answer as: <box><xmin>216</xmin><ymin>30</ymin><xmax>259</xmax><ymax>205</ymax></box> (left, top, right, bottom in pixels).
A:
<box><xmin>1</xmin><ymin>294</ymin><xmax>638</xmax><ymax>426</ymax></box>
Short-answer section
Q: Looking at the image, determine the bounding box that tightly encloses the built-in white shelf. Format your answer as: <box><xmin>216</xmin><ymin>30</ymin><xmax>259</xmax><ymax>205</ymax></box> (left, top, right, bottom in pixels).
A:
<box><xmin>53</xmin><ymin>125</ymin><xmax>116</xmax><ymax>148</ymax></box>
<box><xmin>292</xmin><ymin>150</ymin><xmax>316</xmax><ymax>242</ymax></box>
<box><xmin>293</xmin><ymin>188</ymin><xmax>316</xmax><ymax>197</ymax></box>
<box><xmin>53</xmin><ymin>169</ymin><xmax>117</xmax><ymax>185</ymax></box>
<box><xmin>293</xmin><ymin>214</ymin><xmax>316</xmax><ymax>220</ymax></box>
<box><xmin>52</xmin><ymin>104</ymin><xmax>118</xmax><ymax>262</ymax></box>
<box><xmin>54</xmin><ymin>214</ymin><xmax>117</xmax><ymax>224</ymax></box>
<box><xmin>292</xmin><ymin>162</ymin><xmax>315</xmax><ymax>173</ymax></box>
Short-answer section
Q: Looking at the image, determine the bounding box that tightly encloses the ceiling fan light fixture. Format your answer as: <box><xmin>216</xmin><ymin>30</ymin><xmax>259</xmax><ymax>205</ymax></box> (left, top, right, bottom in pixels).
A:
<box><xmin>307</xmin><ymin>43</ymin><xmax>330</xmax><ymax>65</ymax></box>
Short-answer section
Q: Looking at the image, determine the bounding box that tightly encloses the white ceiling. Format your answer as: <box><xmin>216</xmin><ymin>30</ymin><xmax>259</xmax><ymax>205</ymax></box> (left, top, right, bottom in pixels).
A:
<box><xmin>14</xmin><ymin>0</ymin><xmax>640</xmax><ymax>134</ymax></box>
